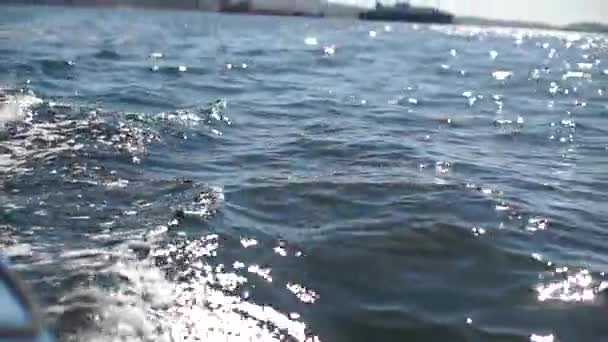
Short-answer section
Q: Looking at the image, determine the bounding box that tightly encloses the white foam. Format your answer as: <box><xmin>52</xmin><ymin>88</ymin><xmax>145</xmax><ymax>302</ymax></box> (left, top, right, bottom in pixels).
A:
<box><xmin>304</xmin><ymin>37</ymin><xmax>318</xmax><ymax>46</ymax></box>
<box><xmin>562</xmin><ymin>71</ymin><xmax>588</xmax><ymax>80</ymax></box>
<box><xmin>0</xmin><ymin>92</ymin><xmax>42</xmax><ymax>124</ymax></box>
<box><xmin>492</xmin><ymin>70</ymin><xmax>513</xmax><ymax>81</ymax></box>
<box><xmin>3</xmin><ymin>243</ymin><xmax>33</xmax><ymax>257</ymax></box>
<box><xmin>530</xmin><ymin>334</ymin><xmax>554</xmax><ymax>342</ymax></box>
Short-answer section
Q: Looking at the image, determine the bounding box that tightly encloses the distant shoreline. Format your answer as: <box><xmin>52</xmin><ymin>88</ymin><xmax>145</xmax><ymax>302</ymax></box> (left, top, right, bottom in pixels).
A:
<box><xmin>456</xmin><ymin>16</ymin><xmax>608</xmax><ymax>34</ymax></box>
<box><xmin>2</xmin><ymin>2</ymin><xmax>608</xmax><ymax>34</ymax></box>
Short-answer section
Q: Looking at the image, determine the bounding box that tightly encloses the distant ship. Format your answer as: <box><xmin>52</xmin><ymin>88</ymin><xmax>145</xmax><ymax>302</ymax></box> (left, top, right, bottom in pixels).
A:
<box><xmin>359</xmin><ymin>1</ymin><xmax>453</xmax><ymax>24</ymax></box>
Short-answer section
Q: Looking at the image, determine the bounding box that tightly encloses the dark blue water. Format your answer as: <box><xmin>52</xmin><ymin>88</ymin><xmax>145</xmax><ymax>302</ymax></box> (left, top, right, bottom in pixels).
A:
<box><xmin>1</xmin><ymin>5</ymin><xmax>608</xmax><ymax>342</ymax></box>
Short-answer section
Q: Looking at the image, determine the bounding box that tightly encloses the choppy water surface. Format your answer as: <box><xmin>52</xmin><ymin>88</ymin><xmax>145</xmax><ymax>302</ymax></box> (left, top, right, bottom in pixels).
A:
<box><xmin>1</xmin><ymin>6</ymin><xmax>608</xmax><ymax>342</ymax></box>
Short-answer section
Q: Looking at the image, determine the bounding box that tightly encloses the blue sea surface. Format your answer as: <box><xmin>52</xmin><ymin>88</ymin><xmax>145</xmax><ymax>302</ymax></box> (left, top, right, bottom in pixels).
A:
<box><xmin>1</xmin><ymin>5</ymin><xmax>608</xmax><ymax>342</ymax></box>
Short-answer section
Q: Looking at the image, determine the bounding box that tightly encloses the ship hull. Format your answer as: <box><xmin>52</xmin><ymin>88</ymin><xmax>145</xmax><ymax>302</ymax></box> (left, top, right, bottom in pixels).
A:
<box><xmin>360</xmin><ymin>8</ymin><xmax>453</xmax><ymax>24</ymax></box>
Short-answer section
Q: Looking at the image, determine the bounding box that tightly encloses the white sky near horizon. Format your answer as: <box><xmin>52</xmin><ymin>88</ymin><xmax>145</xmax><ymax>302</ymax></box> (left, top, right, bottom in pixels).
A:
<box><xmin>330</xmin><ymin>0</ymin><xmax>608</xmax><ymax>25</ymax></box>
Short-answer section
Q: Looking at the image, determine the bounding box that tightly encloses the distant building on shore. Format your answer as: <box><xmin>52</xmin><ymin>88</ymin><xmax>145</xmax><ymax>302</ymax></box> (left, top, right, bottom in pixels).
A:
<box><xmin>187</xmin><ymin>0</ymin><xmax>375</xmax><ymax>17</ymax></box>
<box><xmin>0</xmin><ymin>0</ymin><xmax>374</xmax><ymax>16</ymax></box>
<box><xmin>218</xmin><ymin>0</ymin><xmax>323</xmax><ymax>16</ymax></box>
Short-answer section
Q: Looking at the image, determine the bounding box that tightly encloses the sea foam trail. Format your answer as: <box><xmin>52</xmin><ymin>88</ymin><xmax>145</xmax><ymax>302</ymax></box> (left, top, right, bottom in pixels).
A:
<box><xmin>0</xmin><ymin>90</ymin><xmax>43</xmax><ymax>124</ymax></box>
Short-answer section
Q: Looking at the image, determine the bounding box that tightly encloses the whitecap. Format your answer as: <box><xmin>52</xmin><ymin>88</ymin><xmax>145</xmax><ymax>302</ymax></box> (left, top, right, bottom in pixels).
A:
<box><xmin>562</xmin><ymin>71</ymin><xmax>588</xmax><ymax>80</ymax></box>
<box><xmin>530</xmin><ymin>334</ymin><xmax>554</xmax><ymax>342</ymax></box>
<box><xmin>492</xmin><ymin>70</ymin><xmax>513</xmax><ymax>81</ymax></box>
<box><xmin>304</xmin><ymin>37</ymin><xmax>318</xmax><ymax>46</ymax></box>
<box><xmin>0</xmin><ymin>92</ymin><xmax>43</xmax><ymax>124</ymax></box>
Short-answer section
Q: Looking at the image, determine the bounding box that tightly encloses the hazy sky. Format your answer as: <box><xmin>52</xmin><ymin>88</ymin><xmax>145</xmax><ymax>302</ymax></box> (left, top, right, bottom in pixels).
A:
<box><xmin>335</xmin><ymin>0</ymin><xmax>608</xmax><ymax>25</ymax></box>
<box><xmin>433</xmin><ymin>0</ymin><xmax>608</xmax><ymax>25</ymax></box>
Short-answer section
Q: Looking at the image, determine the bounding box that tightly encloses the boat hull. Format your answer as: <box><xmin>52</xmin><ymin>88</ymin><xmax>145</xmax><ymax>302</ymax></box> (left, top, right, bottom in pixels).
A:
<box><xmin>359</xmin><ymin>7</ymin><xmax>453</xmax><ymax>24</ymax></box>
